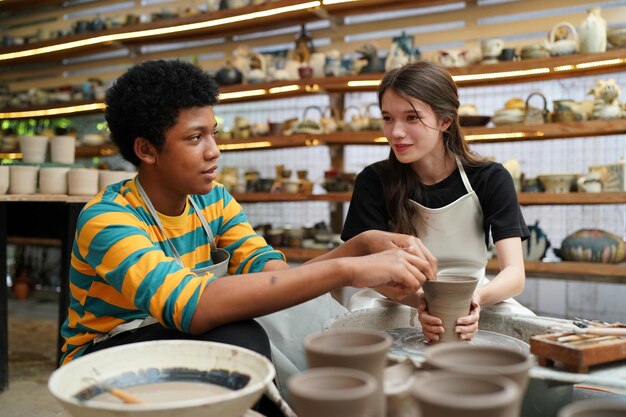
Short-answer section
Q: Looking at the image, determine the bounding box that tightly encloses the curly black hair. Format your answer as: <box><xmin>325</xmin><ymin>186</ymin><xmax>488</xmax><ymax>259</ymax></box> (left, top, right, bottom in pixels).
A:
<box><xmin>105</xmin><ymin>59</ymin><xmax>220</xmax><ymax>166</ymax></box>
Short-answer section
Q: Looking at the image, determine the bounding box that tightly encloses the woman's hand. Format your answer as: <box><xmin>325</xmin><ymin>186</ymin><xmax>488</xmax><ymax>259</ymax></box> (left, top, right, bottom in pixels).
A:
<box><xmin>417</xmin><ymin>292</ymin><xmax>444</xmax><ymax>342</ymax></box>
<box><xmin>456</xmin><ymin>291</ymin><xmax>481</xmax><ymax>341</ymax></box>
<box><xmin>418</xmin><ymin>290</ymin><xmax>481</xmax><ymax>342</ymax></box>
<box><xmin>348</xmin><ymin>247</ymin><xmax>432</xmax><ymax>300</ymax></box>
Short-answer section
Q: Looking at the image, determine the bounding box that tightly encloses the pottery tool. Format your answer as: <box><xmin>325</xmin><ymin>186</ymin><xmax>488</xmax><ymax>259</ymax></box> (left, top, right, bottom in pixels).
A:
<box><xmin>82</xmin><ymin>378</ymin><xmax>144</xmax><ymax>404</ymax></box>
<box><xmin>530</xmin><ymin>330</ymin><xmax>626</xmax><ymax>373</ymax></box>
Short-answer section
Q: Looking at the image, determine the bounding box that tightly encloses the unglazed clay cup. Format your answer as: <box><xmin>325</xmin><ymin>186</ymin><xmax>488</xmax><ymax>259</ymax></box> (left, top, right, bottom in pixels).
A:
<box><xmin>9</xmin><ymin>165</ymin><xmax>39</xmax><ymax>194</ymax></box>
<box><xmin>422</xmin><ymin>275</ymin><xmax>478</xmax><ymax>343</ymax></box>
<box><xmin>304</xmin><ymin>328</ymin><xmax>392</xmax><ymax>417</ymax></box>
<box><xmin>558</xmin><ymin>398</ymin><xmax>626</xmax><ymax>416</ymax></box>
<box><xmin>411</xmin><ymin>371</ymin><xmax>519</xmax><ymax>417</ymax></box>
<box><xmin>0</xmin><ymin>166</ymin><xmax>8</xmax><ymax>194</ymax></box>
<box><xmin>288</xmin><ymin>367</ymin><xmax>377</xmax><ymax>417</ymax></box>
<box><xmin>68</xmin><ymin>168</ymin><xmax>99</xmax><ymax>196</ymax></box>
<box><xmin>39</xmin><ymin>166</ymin><xmax>70</xmax><ymax>194</ymax></box>
<box><xmin>424</xmin><ymin>343</ymin><xmax>532</xmax><ymax>416</ymax></box>
<box><xmin>50</xmin><ymin>135</ymin><xmax>76</xmax><ymax>164</ymax></box>
<box><xmin>98</xmin><ymin>169</ymin><xmax>136</xmax><ymax>190</ymax></box>
<box><xmin>19</xmin><ymin>135</ymin><xmax>49</xmax><ymax>164</ymax></box>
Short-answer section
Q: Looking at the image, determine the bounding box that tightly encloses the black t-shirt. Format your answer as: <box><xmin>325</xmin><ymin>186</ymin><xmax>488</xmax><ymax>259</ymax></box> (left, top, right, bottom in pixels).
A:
<box><xmin>341</xmin><ymin>160</ymin><xmax>529</xmax><ymax>248</ymax></box>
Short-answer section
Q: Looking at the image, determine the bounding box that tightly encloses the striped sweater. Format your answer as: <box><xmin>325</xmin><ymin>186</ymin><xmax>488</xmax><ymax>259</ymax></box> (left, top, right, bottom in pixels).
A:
<box><xmin>60</xmin><ymin>178</ymin><xmax>284</xmax><ymax>364</ymax></box>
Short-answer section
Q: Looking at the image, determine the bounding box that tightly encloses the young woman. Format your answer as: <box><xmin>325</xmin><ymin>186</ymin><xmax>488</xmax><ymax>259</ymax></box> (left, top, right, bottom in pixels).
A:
<box><xmin>342</xmin><ymin>61</ymin><xmax>534</xmax><ymax>342</ymax></box>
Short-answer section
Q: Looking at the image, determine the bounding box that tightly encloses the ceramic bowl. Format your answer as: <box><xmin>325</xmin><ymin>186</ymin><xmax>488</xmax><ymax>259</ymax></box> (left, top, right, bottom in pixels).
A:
<box><xmin>537</xmin><ymin>173</ymin><xmax>578</xmax><ymax>193</ymax></box>
<box><xmin>48</xmin><ymin>340</ymin><xmax>275</xmax><ymax>417</ymax></box>
<box><xmin>607</xmin><ymin>28</ymin><xmax>626</xmax><ymax>47</ymax></box>
<box><xmin>459</xmin><ymin>115</ymin><xmax>491</xmax><ymax>127</ymax></box>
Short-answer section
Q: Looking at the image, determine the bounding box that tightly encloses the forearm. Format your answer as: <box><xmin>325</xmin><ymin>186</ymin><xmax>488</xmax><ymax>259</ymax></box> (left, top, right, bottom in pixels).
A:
<box><xmin>477</xmin><ymin>265</ymin><xmax>525</xmax><ymax>305</ymax></box>
<box><xmin>189</xmin><ymin>258</ymin><xmax>350</xmax><ymax>333</ymax></box>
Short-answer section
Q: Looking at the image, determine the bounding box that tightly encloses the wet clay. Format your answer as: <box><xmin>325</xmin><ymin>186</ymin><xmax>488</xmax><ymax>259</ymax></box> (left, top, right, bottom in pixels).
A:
<box><xmin>422</xmin><ymin>275</ymin><xmax>478</xmax><ymax>343</ymax></box>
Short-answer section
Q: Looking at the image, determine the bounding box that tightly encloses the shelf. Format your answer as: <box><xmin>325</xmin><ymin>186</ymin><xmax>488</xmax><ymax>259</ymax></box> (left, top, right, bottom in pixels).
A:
<box><xmin>278</xmin><ymin>247</ymin><xmax>626</xmax><ymax>283</ymax></box>
<box><xmin>0</xmin><ymin>0</ymin><xmax>441</xmax><ymax>64</ymax></box>
<box><xmin>232</xmin><ymin>192</ymin><xmax>351</xmax><ymax>203</ymax></box>
<box><xmin>0</xmin><ymin>143</ymin><xmax>118</xmax><ymax>160</ymax></box>
<box><xmin>486</xmin><ymin>259</ymin><xmax>626</xmax><ymax>284</ymax></box>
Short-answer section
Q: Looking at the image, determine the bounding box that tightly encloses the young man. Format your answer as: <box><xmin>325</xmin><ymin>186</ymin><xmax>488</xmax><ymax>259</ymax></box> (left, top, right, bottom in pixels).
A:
<box><xmin>60</xmin><ymin>59</ymin><xmax>436</xmax><ymax>412</ymax></box>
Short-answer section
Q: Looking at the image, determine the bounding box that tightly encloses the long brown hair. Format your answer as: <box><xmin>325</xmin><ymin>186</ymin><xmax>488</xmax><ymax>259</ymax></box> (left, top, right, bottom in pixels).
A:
<box><xmin>377</xmin><ymin>61</ymin><xmax>485</xmax><ymax>236</ymax></box>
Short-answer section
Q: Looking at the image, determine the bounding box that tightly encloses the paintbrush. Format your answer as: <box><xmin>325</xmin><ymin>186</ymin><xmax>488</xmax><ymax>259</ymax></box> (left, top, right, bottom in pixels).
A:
<box><xmin>83</xmin><ymin>378</ymin><xmax>144</xmax><ymax>404</ymax></box>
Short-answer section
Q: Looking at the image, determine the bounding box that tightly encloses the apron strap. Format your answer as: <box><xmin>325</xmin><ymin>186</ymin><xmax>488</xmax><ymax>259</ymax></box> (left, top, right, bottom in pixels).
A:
<box><xmin>455</xmin><ymin>157</ymin><xmax>482</xmax><ymax>209</ymax></box>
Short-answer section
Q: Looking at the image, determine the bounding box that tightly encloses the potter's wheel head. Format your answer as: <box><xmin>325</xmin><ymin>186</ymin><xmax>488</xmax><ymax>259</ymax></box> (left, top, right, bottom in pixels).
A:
<box><xmin>386</xmin><ymin>327</ymin><xmax>529</xmax><ymax>363</ymax></box>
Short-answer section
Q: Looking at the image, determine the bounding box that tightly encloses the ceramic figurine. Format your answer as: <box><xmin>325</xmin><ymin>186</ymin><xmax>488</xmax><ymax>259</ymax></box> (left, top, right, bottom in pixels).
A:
<box><xmin>324</xmin><ymin>49</ymin><xmax>342</xmax><ymax>77</ymax></box>
<box><xmin>437</xmin><ymin>49</ymin><xmax>480</xmax><ymax>67</ymax></box>
<box><xmin>385</xmin><ymin>32</ymin><xmax>414</xmax><ymax>71</ymax></box>
<box><xmin>294</xmin><ymin>25</ymin><xmax>314</xmax><ymax>64</ymax></box>
<box><xmin>546</xmin><ymin>22</ymin><xmax>578</xmax><ymax>56</ymax></box>
<box><xmin>356</xmin><ymin>43</ymin><xmax>383</xmax><ymax>74</ymax></box>
<box><xmin>214</xmin><ymin>61</ymin><xmax>243</xmax><ymax>86</ymax></box>
<box><xmin>579</xmin><ymin>7</ymin><xmax>607</xmax><ymax>53</ymax></box>
<box><xmin>557</xmin><ymin>228</ymin><xmax>625</xmax><ymax>263</ymax></box>
<box><xmin>588</xmin><ymin>79</ymin><xmax>626</xmax><ymax>120</ymax></box>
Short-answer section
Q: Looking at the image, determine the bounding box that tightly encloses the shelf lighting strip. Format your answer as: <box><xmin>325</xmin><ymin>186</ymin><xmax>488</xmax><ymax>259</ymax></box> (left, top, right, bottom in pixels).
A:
<box><xmin>0</xmin><ymin>102</ymin><xmax>106</xmax><ymax>119</ymax></box>
<box><xmin>218</xmin><ymin>141</ymin><xmax>272</xmax><ymax>150</ymax></box>
<box><xmin>0</xmin><ymin>1</ymin><xmax>321</xmax><ymax>61</ymax></box>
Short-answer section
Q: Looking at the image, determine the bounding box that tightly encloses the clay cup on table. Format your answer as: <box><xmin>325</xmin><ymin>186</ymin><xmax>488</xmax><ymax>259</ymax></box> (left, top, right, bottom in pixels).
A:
<box><xmin>304</xmin><ymin>328</ymin><xmax>392</xmax><ymax>417</ymax></box>
<box><xmin>422</xmin><ymin>275</ymin><xmax>478</xmax><ymax>343</ymax></box>
<box><xmin>411</xmin><ymin>371</ymin><xmax>519</xmax><ymax>417</ymax></box>
<box><xmin>287</xmin><ymin>367</ymin><xmax>377</xmax><ymax>417</ymax></box>
<box><xmin>424</xmin><ymin>343</ymin><xmax>533</xmax><ymax>416</ymax></box>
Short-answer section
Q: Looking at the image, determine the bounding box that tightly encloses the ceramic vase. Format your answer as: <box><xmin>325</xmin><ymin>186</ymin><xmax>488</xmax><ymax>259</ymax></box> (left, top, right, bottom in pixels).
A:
<box><xmin>411</xmin><ymin>371</ymin><xmax>518</xmax><ymax>417</ymax></box>
<box><xmin>68</xmin><ymin>168</ymin><xmax>99</xmax><ymax>196</ymax></box>
<box><xmin>424</xmin><ymin>343</ymin><xmax>532</xmax><ymax>416</ymax></box>
<box><xmin>287</xmin><ymin>367</ymin><xmax>377</xmax><ymax>417</ymax></box>
<box><xmin>559</xmin><ymin>228</ymin><xmax>625</xmax><ymax>263</ymax></box>
<box><xmin>39</xmin><ymin>166</ymin><xmax>70</xmax><ymax>194</ymax></box>
<box><xmin>19</xmin><ymin>135</ymin><xmax>49</xmax><ymax>164</ymax></box>
<box><xmin>558</xmin><ymin>398</ymin><xmax>626</xmax><ymax>416</ymax></box>
<box><xmin>0</xmin><ymin>166</ymin><xmax>8</xmax><ymax>194</ymax></box>
<box><xmin>9</xmin><ymin>165</ymin><xmax>39</xmax><ymax>194</ymax></box>
<box><xmin>579</xmin><ymin>8</ymin><xmax>607</xmax><ymax>53</ymax></box>
<box><xmin>304</xmin><ymin>328</ymin><xmax>392</xmax><ymax>417</ymax></box>
<box><xmin>50</xmin><ymin>135</ymin><xmax>76</xmax><ymax>164</ymax></box>
<box><xmin>421</xmin><ymin>275</ymin><xmax>478</xmax><ymax>343</ymax></box>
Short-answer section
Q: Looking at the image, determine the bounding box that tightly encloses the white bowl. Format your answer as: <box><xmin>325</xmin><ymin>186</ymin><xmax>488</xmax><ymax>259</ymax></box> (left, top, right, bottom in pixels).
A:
<box><xmin>48</xmin><ymin>340</ymin><xmax>275</xmax><ymax>417</ymax></box>
<box><xmin>538</xmin><ymin>173</ymin><xmax>578</xmax><ymax>193</ymax></box>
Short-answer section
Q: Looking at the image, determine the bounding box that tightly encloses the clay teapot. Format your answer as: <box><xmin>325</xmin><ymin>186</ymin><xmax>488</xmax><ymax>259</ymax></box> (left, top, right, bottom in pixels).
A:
<box><xmin>546</xmin><ymin>22</ymin><xmax>578</xmax><ymax>56</ymax></box>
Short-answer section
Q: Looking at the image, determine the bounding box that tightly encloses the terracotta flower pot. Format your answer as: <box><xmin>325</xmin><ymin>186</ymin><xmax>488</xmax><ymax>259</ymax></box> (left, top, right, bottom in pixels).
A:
<box><xmin>288</xmin><ymin>367</ymin><xmax>377</xmax><ymax>417</ymax></box>
<box><xmin>422</xmin><ymin>275</ymin><xmax>478</xmax><ymax>343</ymax></box>
<box><xmin>411</xmin><ymin>371</ymin><xmax>519</xmax><ymax>417</ymax></box>
<box><xmin>304</xmin><ymin>328</ymin><xmax>392</xmax><ymax>417</ymax></box>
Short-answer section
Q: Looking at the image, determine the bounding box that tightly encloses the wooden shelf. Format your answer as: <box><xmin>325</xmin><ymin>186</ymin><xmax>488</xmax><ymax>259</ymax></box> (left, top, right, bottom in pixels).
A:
<box><xmin>278</xmin><ymin>248</ymin><xmax>626</xmax><ymax>282</ymax></box>
<box><xmin>232</xmin><ymin>192</ymin><xmax>351</xmax><ymax>203</ymax></box>
<box><xmin>518</xmin><ymin>192</ymin><xmax>626</xmax><ymax>205</ymax></box>
<box><xmin>486</xmin><ymin>259</ymin><xmax>626</xmax><ymax>284</ymax></box>
<box><xmin>0</xmin><ymin>143</ymin><xmax>117</xmax><ymax>160</ymax></box>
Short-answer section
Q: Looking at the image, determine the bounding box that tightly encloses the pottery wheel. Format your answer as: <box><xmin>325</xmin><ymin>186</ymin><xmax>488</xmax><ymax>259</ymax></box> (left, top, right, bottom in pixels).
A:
<box><xmin>386</xmin><ymin>327</ymin><xmax>529</xmax><ymax>362</ymax></box>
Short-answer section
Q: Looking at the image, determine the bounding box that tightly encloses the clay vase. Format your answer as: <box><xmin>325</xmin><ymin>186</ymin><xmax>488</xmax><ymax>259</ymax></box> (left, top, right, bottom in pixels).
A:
<box><xmin>424</xmin><ymin>343</ymin><xmax>533</xmax><ymax>416</ymax></box>
<box><xmin>287</xmin><ymin>367</ymin><xmax>377</xmax><ymax>417</ymax></box>
<box><xmin>421</xmin><ymin>275</ymin><xmax>478</xmax><ymax>343</ymax></box>
<box><xmin>411</xmin><ymin>371</ymin><xmax>519</xmax><ymax>417</ymax></box>
<box><xmin>13</xmin><ymin>268</ymin><xmax>33</xmax><ymax>301</ymax></box>
<box><xmin>304</xmin><ymin>328</ymin><xmax>392</xmax><ymax>417</ymax></box>
<box><xmin>558</xmin><ymin>398</ymin><xmax>626</xmax><ymax>416</ymax></box>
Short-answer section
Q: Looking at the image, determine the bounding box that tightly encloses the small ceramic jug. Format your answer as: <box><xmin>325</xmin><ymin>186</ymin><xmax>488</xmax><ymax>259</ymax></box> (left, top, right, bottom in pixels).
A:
<box><xmin>579</xmin><ymin>8</ymin><xmax>607</xmax><ymax>53</ymax></box>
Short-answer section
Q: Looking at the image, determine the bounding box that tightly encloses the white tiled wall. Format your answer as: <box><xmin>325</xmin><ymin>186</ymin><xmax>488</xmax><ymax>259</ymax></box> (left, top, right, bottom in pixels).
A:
<box><xmin>217</xmin><ymin>72</ymin><xmax>626</xmax><ymax>323</ymax></box>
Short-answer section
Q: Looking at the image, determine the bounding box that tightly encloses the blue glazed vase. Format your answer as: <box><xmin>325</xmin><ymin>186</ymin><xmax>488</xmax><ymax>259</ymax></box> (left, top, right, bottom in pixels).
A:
<box><xmin>558</xmin><ymin>229</ymin><xmax>625</xmax><ymax>263</ymax></box>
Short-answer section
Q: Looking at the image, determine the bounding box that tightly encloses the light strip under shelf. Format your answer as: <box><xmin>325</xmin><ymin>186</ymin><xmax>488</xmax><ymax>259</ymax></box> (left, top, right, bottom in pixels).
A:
<box><xmin>0</xmin><ymin>1</ymin><xmax>321</xmax><ymax>61</ymax></box>
<box><xmin>0</xmin><ymin>102</ymin><xmax>106</xmax><ymax>119</ymax></box>
<box><xmin>218</xmin><ymin>141</ymin><xmax>272</xmax><ymax>150</ymax></box>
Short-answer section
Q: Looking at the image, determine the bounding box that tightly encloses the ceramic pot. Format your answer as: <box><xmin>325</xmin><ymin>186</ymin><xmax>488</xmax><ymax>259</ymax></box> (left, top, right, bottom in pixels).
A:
<box><xmin>304</xmin><ymin>328</ymin><xmax>392</xmax><ymax>417</ymax></box>
<box><xmin>9</xmin><ymin>165</ymin><xmax>39</xmax><ymax>194</ymax></box>
<box><xmin>68</xmin><ymin>168</ymin><xmax>99</xmax><ymax>196</ymax></box>
<box><xmin>421</xmin><ymin>275</ymin><xmax>478</xmax><ymax>343</ymax></box>
<box><xmin>13</xmin><ymin>269</ymin><xmax>33</xmax><ymax>300</ymax></box>
<box><xmin>19</xmin><ymin>135</ymin><xmax>49</xmax><ymax>164</ymax></box>
<box><xmin>0</xmin><ymin>166</ymin><xmax>8</xmax><ymax>194</ymax></box>
<box><xmin>578</xmin><ymin>8</ymin><xmax>607</xmax><ymax>54</ymax></box>
<box><xmin>50</xmin><ymin>135</ymin><xmax>76</xmax><ymax>164</ymax></box>
<box><xmin>39</xmin><ymin>167</ymin><xmax>70</xmax><ymax>194</ymax></box>
<box><xmin>558</xmin><ymin>398</ymin><xmax>626</xmax><ymax>416</ymax></box>
<box><xmin>287</xmin><ymin>367</ymin><xmax>377</xmax><ymax>417</ymax></box>
<box><xmin>411</xmin><ymin>371</ymin><xmax>518</xmax><ymax>417</ymax></box>
<box><xmin>558</xmin><ymin>228</ymin><xmax>625</xmax><ymax>263</ymax></box>
<box><xmin>424</xmin><ymin>343</ymin><xmax>532</xmax><ymax>416</ymax></box>
<box><xmin>98</xmin><ymin>170</ymin><xmax>136</xmax><ymax>190</ymax></box>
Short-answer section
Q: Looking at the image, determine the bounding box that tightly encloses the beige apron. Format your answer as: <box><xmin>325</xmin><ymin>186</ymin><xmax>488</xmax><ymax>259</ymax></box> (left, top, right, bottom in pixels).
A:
<box><xmin>350</xmin><ymin>158</ymin><xmax>534</xmax><ymax>316</ymax></box>
<box><xmin>93</xmin><ymin>181</ymin><xmax>230</xmax><ymax>343</ymax></box>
